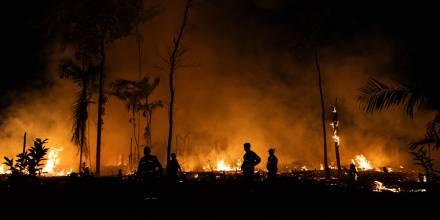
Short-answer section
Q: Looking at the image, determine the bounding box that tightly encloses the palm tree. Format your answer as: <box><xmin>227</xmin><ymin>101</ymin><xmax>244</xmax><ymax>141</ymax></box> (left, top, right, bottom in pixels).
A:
<box><xmin>60</xmin><ymin>52</ymin><xmax>98</xmax><ymax>173</ymax></box>
<box><xmin>358</xmin><ymin>78</ymin><xmax>439</xmax><ymax>182</ymax></box>
<box><xmin>50</xmin><ymin>0</ymin><xmax>155</xmax><ymax>175</ymax></box>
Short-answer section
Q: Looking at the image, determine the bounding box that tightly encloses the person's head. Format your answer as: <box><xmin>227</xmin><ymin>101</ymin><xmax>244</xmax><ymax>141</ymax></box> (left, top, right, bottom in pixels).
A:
<box><xmin>171</xmin><ymin>153</ymin><xmax>177</xmax><ymax>159</ymax></box>
<box><xmin>268</xmin><ymin>148</ymin><xmax>275</xmax><ymax>155</ymax></box>
<box><xmin>244</xmin><ymin>142</ymin><xmax>251</xmax><ymax>152</ymax></box>
<box><xmin>144</xmin><ymin>146</ymin><xmax>151</xmax><ymax>155</ymax></box>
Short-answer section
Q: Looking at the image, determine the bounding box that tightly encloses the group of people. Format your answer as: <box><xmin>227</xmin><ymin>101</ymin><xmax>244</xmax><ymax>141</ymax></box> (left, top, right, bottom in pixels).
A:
<box><xmin>136</xmin><ymin>142</ymin><xmax>278</xmax><ymax>183</ymax></box>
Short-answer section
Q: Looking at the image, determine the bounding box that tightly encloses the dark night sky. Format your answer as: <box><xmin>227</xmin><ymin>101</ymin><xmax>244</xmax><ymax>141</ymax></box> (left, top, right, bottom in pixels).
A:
<box><xmin>1</xmin><ymin>0</ymin><xmax>439</xmax><ymax>112</ymax></box>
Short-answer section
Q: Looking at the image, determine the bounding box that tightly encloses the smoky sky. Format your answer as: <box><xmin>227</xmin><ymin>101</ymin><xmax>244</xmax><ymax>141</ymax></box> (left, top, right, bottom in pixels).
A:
<box><xmin>1</xmin><ymin>0</ymin><xmax>440</xmax><ymax>172</ymax></box>
<box><xmin>3</xmin><ymin>0</ymin><xmax>439</xmax><ymax>102</ymax></box>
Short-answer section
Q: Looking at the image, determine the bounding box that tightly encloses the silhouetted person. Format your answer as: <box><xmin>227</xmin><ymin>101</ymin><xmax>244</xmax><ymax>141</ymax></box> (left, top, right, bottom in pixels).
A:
<box><xmin>137</xmin><ymin>146</ymin><xmax>163</xmax><ymax>182</ymax></box>
<box><xmin>349</xmin><ymin>162</ymin><xmax>358</xmax><ymax>184</ymax></box>
<box><xmin>267</xmin><ymin>148</ymin><xmax>278</xmax><ymax>182</ymax></box>
<box><xmin>167</xmin><ymin>153</ymin><xmax>182</xmax><ymax>183</ymax></box>
<box><xmin>241</xmin><ymin>142</ymin><xmax>261</xmax><ymax>185</ymax></box>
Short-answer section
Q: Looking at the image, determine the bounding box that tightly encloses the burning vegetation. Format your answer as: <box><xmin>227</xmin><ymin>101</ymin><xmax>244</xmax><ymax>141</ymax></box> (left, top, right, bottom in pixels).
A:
<box><xmin>1</xmin><ymin>1</ymin><xmax>440</xmax><ymax>206</ymax></box>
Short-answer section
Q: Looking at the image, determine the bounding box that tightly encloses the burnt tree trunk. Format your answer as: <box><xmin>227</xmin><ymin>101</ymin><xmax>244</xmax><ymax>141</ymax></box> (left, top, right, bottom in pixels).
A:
<box><xmin>315</xmin><ymin>49</ymin><xmax>330</xmax><ymax>179</ymax></box>
<box><xmin>96</xmin><ymin>40</ymin><xmax>105</xmax><ymax>176</ymax></box>
<box><xmin>167</xmin><ymin>0</ymin><xmax>192</xmax><ymax>171</ymax></box>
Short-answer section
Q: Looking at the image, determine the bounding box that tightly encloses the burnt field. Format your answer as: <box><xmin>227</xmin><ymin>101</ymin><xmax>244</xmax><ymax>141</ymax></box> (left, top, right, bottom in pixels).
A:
<box><xmin>0</xmin><ymin>171</ymin><xmax>436</xmax><ymax>206</ymax></box>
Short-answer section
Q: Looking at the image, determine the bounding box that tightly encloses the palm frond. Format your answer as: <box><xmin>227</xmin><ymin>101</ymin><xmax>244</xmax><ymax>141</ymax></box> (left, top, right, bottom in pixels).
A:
<box><xmin>71</xmin><ymin>84</ymin><xmax>89</xmax><ymax>157</ymax></box>
<box><xmin>358</xmin><ymin>78</ymin><xmax>425</xmax><ymax>118</ymax></box>
<box><xmin>411</xmin><ymin>112</ymin><xmax>440</xmax><ymax>150</ymax></box>
<box><xmin>59</xmin><ymin>59</ymin><xmax>84</xmax><ymax>84</ymax></box>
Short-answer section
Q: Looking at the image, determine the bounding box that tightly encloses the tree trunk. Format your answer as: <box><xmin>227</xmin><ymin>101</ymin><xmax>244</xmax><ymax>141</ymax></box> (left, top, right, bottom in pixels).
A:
<box><xmin>79</xmin><ymin>76</ymin><xmax>89</xmax><ymax>174</ymax></box>
<box><xmin>335</xmin><ymin>143</ymin><xmax>341</xmax><ymax>176</ymax></box>
<box><xmin>315</xmin><ymin>49</ymin><xmax>330</xmax><ymax>179</ymax></box>
<box><xmin>96</xmin><ymin>40</ymin><xmax>105</xmax><ymax>176</ymax></box>
<box><xmin>167</xmin><ymin>0</ymin><xmax>192</xmax><ymax>170</ymax></box>
<box><xmin>136</xmin><ymin>25</ymin><xmax>142</xmax><ymax>149</ymax></box>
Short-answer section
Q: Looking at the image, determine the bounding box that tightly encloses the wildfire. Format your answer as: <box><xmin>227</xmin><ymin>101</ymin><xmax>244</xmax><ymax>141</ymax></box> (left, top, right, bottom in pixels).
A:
<box><xmin>352</xmin><ymin>154</ymin><xmax>373</xmax><ymax>170</ymax></box>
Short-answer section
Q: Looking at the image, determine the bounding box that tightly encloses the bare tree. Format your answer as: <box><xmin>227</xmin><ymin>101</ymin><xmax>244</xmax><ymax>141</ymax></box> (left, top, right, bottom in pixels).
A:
<box><xmin>166</xmin><ymin>0</ymin><xmax>193</xmax><ymax>170</ymax></box>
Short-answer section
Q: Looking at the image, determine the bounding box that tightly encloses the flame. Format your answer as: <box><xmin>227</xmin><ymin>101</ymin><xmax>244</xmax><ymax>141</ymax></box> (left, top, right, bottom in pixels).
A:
<box><xmin>216</xmin><ymin>159</ymin><xmax>241</xmax><ymax>171</ymax></box>
<box><xmin>202</xmin><ymin>159</ymin><xmax>241</xmax><ymax>172</ymax></box>
<box><xmin>216</xmin><ymin>160</ymin><xmax>233</xmax><ymax>171</ymax></box>
<box><xmin>42</xmin><ymin>147</ymin><xmax>65</xmax><ymax>175</ymax></box>
<box><xmin>300</xmin><ymin>165</ymin><xmax>308</xmax><ymax>171</ymax></box>
<box><xmin>330</xmin><ymin>106</ymin><xmax>340</xmax><ymax>145</ymax></box>
<box><xmin>352</xmin><ymin>154</ymin><xmax>373</xmax><ymax>170</ymax></box>
<box><xmin>0</xmin><ymin>165</ymin><xmax>5</xmax><ymax>174</ymax></box>
<box><xmin>372</xmin><ymin>181</ymin><xmax>400</xmax><ymax>193</ymax></box>
<box><xmin>0</xmin><ymin>148</ymin><xmax>72</xmax><ymax>176</ymax></box>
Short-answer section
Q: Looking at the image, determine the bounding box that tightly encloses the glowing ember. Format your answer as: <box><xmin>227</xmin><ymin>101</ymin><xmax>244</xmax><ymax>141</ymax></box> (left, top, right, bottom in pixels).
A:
<box><xmin>328</xmin><ymin>164</ymin><xmax>337</xmax><ymax>170</ymax></box>
<box><xmin>300</xmin><ymin>165</ymin><xmax>308</xmax><ymax>171</ymax></box>
<box><xmin>352</xmin><ymin>154</ymin><xmax>373</xmax><ymax>170</ymax></box>
<box><xmin>42</xmin><ymin>147</ymin><xmax>63</xmax><ymax>175</ymax></box>
<box><xmin>372</xmin><ymin>181</ymin><xmax>400</xmax><ymax>193</ymax></box>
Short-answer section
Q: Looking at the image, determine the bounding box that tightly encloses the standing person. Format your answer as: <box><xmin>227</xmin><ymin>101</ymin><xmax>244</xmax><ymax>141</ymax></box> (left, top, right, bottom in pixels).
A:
<box><xmin>267</xmin><ymin>148</ymin><xmax>278</xmax><ymax>182</ymax></box>
<box><xmin>167</xmin><ymin>153</ymin><xmax>182</xmax><ymax>183</ymax></box>
<box><xmin>241</xmin><ymin>142</ymin><xmax>261</xmax><ymax>185</ymax></box>
<box><xmin>349</xmin><ymin>162</ymin><xmax>358</xmax><ymax>185</ymax></box>
<box><xmin>137</xmin><ymin>146</ymin><xmax>163</xmax><ymax>182</ymax></box>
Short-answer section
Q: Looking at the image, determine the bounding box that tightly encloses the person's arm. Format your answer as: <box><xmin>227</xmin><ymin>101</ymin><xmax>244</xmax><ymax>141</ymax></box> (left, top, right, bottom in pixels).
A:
<box><xmin>255</xmin><ymin>153</ymin><xmax>261</xmax><ymax>165</ymax></box>
<box><xmin>155</xmin><ymin>157</ymin><xmax>163</xmax><ymax>174</ymax></box>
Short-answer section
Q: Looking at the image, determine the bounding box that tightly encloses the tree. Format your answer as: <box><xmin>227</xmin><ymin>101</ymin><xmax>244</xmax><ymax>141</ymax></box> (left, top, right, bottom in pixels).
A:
<box><xmin>290</xmin><ymin>16</ymin><xmax>332</xmax><ymax>179</ymax></box>
<box><xmin>358</xmin><ymin>78</ymin><xmax>440</xmax><ymax>182</ymax></box>
<box><xmin>60</xmin><ymin>52</ymin><xmax>98</xmax><ymax>173</ymax></box>
<box><xmin>50</xmin><ymin>0</ymin><xmax>156</xmax><ymax>175</ymax></box>
<box><xmin>3</xmin><ymin>138</ymin><xmax>49</xmax><ymax>176</ymax></box>
<box><xmin>166</xmin><ymin>0</ymin><xmax>192</xmax><ymax>171</ymax></box>
<box><xmin>110</xmin><ymin>77</ymin><xmax>162</xmax><ymax>166</ymax></box>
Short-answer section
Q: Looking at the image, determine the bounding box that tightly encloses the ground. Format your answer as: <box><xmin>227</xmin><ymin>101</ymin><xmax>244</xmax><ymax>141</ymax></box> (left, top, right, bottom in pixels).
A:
<box><xmin>0</xmin><ymin>172</ymin><xmax>438</xmax><ymax>217</ymax></box>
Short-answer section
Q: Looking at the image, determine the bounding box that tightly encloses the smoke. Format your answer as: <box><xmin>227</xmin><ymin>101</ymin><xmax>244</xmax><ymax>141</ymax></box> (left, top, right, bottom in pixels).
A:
<box><xmin>0</xmin><ymin>0</ymin><xmax>437</xmax><ymax>174</ymax></box>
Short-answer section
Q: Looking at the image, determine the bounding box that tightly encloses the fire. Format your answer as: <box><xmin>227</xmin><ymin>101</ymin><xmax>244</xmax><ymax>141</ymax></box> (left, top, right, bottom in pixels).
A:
<box><xmin>330</xmin><ymin>106</ymin><xmax>340</xmax><ymax>145</ymax></box>
<box><xmin>0</xmin><ymin>148</ymin><xmax>72</xmax><ymax>176</ymax></box>
<box><xmin>300</xmin><ymin>165</ymin><xmax>308</xmax><ymax>171</ymax></box>
<box><xmin>372</xmin><ymin>181</ymin><xmax>400</xmax><ymax>193</ymax></box>
<box><xmin>216</xmin><ymin>160</ymin><xmax>233</xmax><ymax>171</ymax></box>
<box><xmin>352</xmin><ymin>154</ymin><xmax>373</xmax><ymax>170</ymax></box>
<box><xmin>0</xmin><ymin>165</ymin><xmax>6</xmax><ymax>174</ymax></box>
<box><xmin>42</xmin><ymin>147</ymin><xmax>68</xmax><ymax>176</ymax></box>
<box><xmin>202</xmin><ymin>159</ymin><xmax>241</xmax><ymax>172</ymax></box>
<box><xmin>216</xmin><ymin>159</ymin><xmax>241</xmax><ymax>171</ymax></box>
